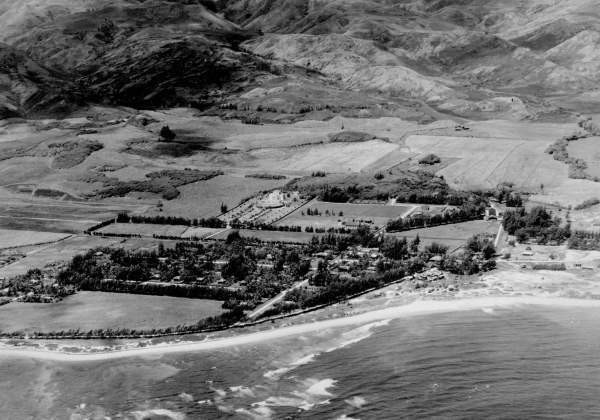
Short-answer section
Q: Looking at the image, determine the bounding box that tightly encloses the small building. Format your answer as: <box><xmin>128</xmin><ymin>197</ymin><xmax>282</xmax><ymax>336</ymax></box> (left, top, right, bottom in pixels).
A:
<box><xmin>213</xmin><ymin>259</ymin><xmax>228</xmax><ymax>269</ymax></box>
<box><xmin>485</xmin><ymin>207</ymin><xmax>504</xmax><ymax>221</ymax></box>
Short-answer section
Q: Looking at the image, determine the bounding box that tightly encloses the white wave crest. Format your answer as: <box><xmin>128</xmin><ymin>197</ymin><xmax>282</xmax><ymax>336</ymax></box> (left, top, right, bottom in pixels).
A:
<box><xmin>345</xmin><ymin>395</ymin><xmax>367</xmax><ymax>408</ymax></box>
<box><xmin>131</xmin><ymin>408</ymin><xmax>185</xmax><ymax>420</ymax></box>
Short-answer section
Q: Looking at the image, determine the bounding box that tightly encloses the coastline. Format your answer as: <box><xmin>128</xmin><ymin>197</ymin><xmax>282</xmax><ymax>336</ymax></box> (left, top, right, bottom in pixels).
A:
<box><xmin>2</xmin><ymin>294</ymin><xmax>600</xmax><ymax>362</ymax></box>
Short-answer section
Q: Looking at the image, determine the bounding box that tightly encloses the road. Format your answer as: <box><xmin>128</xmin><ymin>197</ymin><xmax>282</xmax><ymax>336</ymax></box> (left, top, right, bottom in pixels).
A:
<box><xmin>246</xmin><ymin>279</ymin><xmax>309</xmax><ymax>320</ymax></box>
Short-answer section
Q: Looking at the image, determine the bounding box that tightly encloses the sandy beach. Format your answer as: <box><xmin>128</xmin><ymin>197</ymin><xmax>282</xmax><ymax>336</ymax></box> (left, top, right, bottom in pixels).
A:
<box><xmin>2</xmin><ymin>295</ymin><xmax>600</xmax><ymax>362</ymax></box>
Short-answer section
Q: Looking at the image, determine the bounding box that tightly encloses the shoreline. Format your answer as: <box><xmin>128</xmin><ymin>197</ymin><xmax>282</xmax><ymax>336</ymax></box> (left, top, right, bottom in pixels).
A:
<box><xmin>2</xmin><ymin>295</ymin><xmax>600</xmax><ymax>362</ymax></box>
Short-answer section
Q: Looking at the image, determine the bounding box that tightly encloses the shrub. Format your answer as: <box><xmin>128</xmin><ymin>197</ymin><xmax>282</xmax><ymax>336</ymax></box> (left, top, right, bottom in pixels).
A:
<box><xmin>419</xmin><ymin>154</ymin><xmax>441</xmax><ymax>165</ymax></box>
<box><xmin>159</xmin><ymin>126</ymin><xmax>176</xmax><ymax>141</ymax></box>
<box><xmin>574</xmin><ymin>198</ymin><xmax>600</xmax><ymax>210</ymax></box>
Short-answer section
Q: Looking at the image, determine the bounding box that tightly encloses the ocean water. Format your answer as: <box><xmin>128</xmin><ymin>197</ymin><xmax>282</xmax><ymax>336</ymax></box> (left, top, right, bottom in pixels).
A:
<box><xmin>2</xmin><ymin>303</ymin><xmax>600</xmax><ymax>419</ymax></box>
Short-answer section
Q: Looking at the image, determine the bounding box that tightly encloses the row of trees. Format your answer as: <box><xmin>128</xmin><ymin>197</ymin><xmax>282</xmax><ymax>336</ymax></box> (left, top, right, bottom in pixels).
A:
<box><xmin>387</xmin><ymin>202</ymin><xmax>485</xmax><ymax>232</ymax></box>
<box><xmin>116</xmin><ymin>212</ymin><xmax>226</xmax><ymax>228</ymax></box>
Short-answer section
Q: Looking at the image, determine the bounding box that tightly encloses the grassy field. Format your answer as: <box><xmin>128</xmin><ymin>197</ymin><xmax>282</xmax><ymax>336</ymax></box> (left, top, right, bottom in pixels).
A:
<box><xmin>404</xmin><ymin>135</ymin><xmax>567</xmax><ymax>191</ymax></box>
<box><xmin>0</xmin><ymin>230</ymin><xmax>70</xmax><ymax>249</ymax></box>
<box><xmin>0</xmin><ymin>292</ymin><xmax>224</xmax><ymax>333</ymax></box>
<box><xmin>182</xmin><ymin>226</ymin><xmax>226</xmax><ymax>239</ymax></box>
<box><xmin>97</xmin><ymin>223</ymin><xmax>190</xmax><ymax>237</ymax></box>
<box><xmin>211</xmin><ymin>229</ymin><xmax>326</xmax><ymax>243</ymax></box>
<box><xmin>568</xmin><ymin>136</ymin><xmax>600</xmax><ymax>177</ymax></box>
<box><xmin>387</xmin><ymin>220</ymin><xmax>500</xmax><ymax>249</ymax></box>
<box><xmin>276</xmin><ymin>200</ymin><xmax>414</xmax><ymax>229</ymax></box>
<box><xmin>252</xmin><ymin>140</ymin><xmax>400</xmax><ymax>173</ymax></box>
<box><xmin>529</xmin><ymin>178</ymin><xmax>600</xmax><ymax>208</ymax></box>
<box><xmin>0</xmin><ymin>236</ymin><xmax>124</xmax><ymax>278</ymax></box>
<box><xmin>0</xmin><ymin>195</ymin><xmax>138</xmax><ymax>233</ymax></box>
<box><xmin>143</xmin><ymin>174</ymin><xmax>287</xmax><ymax>219</ymax></box>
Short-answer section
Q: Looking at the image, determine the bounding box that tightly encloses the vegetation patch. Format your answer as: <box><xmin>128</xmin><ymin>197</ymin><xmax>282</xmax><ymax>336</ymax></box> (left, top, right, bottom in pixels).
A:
<box><xmin>47</xmin><ymin>140</ymin><xmax>103</xmax><ymax>169</ymax></box>
<box><xmin>245</xmin><ymin>173</ymin><xmax>287</xmax><ymax>180</ymax></box>
<box><xmin>287</xmin><ymin>170</ymin><xmax>468</xmax><ymax>205</ymax></box>
<box><xmin>123</xmin><ymin>138</ymin><xmax>210</xmax><ymax>158</ymax></box>
<box><xmin>327</xmin><ymin>131</ymin><xmax>378</xmax><ymax>142</ymax></box>
<box><xmin>84</xmin><ymin>169</ymin><xmax>223</xmax><ymax>200</ymax></box>
<box><xmin>418</xmin><ymin>153</ymin><xmax>441</xmax><ymax>165</ymax></box>
<box><xmin>574</xmin><ymin>198</ymin><xmax>600</xmax><ymax>210</ymax></box>
<box><xmin>569</xmin><ymin>231</ymin><xmax>600</xmax><ymax>250</ymax></box>
<box><xmin>503</xmin><ymin>206</ymin><xmax>570</xmax><ymax>244</ymax></box>
<box><xmin>546</xmin><ymin>130</ymin><xmax>599</xmax><ymax>182</ymax></box>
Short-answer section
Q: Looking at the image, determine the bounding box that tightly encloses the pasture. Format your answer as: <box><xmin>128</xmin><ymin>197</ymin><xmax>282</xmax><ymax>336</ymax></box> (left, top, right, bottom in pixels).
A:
<box><xmin>143</xmin><ymin>174</ymin><xmax>287</xmax><ymax>219</ymax></box>
<box><xmin>182</xmin><ymin>226</ymin><xmax>225</xmax><ymax>239</ymax></box>
<box><xmin>97</xmin><ymin>223</ymin><xmax>189</xmax><ymax>237</ymax></box>
<box><xmin>251</xmin><ymin>140</ymin><xmax>401</xmax><ymax>173</ymax></box>
<box><xmin>0</xmin><ymin>195</ymin><xmax>137</xmax><ymax>233</ymax></box>
<box><xmin>387</xmin><ymin>220</ymin><xmax>500</xmax><ymax>250</ymax></box>
<box><xmin>568</xmin><ymin>136</ymin><xmax>600</xmax><ymax>178</ymax></box>
<box><xmin>404</xmin><ymin>135</ymin><xmax>567</xmax><ymax>190</ymax></box>
<box><xmin>277</xmin><ymin>200</ymin><xmax>414</xmax><ymax>229</ymax></box>
<box><xmin>0</xmin><ymin>229</ymin><xmax>70</xmax><ymax>249</ymax></box>
<box><xmin>211</xmin><ymin>229</ymin><xmax>326</xmax><ymax>244</ymax></box>
<box><xmin>0</xmin><ymin>292</ymin><xmax>224</xmax><ymax>333</ymax></box>
<box><xmin>0</xmin><ymin>236</ymin><xmax>123</xmax><ymax>278</ymax></box>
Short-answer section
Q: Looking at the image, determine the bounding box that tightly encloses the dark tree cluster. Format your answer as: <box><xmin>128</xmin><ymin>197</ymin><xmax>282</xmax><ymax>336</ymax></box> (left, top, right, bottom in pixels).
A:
<box><xmin>503</xmin><ymin>206</ymin><xmax>570</xmax><ymax>244</ymax></box>
<box><xmin>387</xmin><ymin>202</ymin><xmax>485</xmax><ymax>232</ymax></box>
<box><xmin>116</xmin><ymin>212</ymin><xmax>226</xmax><ymax>228</ymax></box>
<box><xmin>568</xmin><ymin>230</ymin><xmax>600</xmax><ymax>250</ymax></box>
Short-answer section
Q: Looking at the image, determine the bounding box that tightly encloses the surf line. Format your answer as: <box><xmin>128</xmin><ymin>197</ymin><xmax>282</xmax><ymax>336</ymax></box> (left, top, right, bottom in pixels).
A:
<box><xmin>1</xmin><ymin>296</ymin><xmax>598</xmax><ymax>362</ymax></box>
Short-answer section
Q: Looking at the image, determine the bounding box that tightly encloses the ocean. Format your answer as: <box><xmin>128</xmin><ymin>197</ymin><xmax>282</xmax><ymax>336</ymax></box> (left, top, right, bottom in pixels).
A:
<box><xmin>2</xmin><ymin>302</ymin><xmax>600</xmax><ymax>419</ymax></box>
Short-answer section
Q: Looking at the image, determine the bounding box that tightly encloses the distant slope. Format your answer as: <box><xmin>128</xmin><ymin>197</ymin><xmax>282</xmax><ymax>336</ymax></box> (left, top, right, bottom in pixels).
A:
<box><xmin>0</xmin><ymin>44</ymin><xmax>77</xmax><ymax>118</ymax></box>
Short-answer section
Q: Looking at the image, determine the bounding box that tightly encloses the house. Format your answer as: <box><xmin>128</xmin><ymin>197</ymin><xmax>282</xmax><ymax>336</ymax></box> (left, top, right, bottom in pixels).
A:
<box><xmin>429</xmin><ymin>255</ymin><xmax>443</xmax><ymax>267</ymax></box>
<box><xmin>485</xmin><ymin>207</ymin><xmax>504</xmax><ymax>221</ymax></box>
<box><xmin>213</xmin><ymin>259</ymin><xmax>228</xmax><ymax>269</ymax></box>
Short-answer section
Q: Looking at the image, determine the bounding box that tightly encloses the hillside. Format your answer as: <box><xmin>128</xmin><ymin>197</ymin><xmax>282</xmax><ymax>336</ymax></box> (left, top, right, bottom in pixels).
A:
<box><xmin>0</xmin><ymin>44</ymin><xmax>77</xmax><ymax>118</ymax></box>
<box><xmin>0</xmin><ymin>0</ymin><xmax>598</xmax><ymax>118</ymax></box>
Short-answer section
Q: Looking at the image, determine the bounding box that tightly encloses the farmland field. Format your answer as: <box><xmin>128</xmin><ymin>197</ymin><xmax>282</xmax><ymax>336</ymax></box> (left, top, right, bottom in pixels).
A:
<box><xmin>97</xmin><ymin>223</ymin><xmax>190</xmax><ymax>237</ymax></box>
<box><xmin>0</xmin><ymin>236</ymin><xmax>124</xmax><ymax>278</ymax></box>
<box><xmin>251</xmin><ymin>140</ymin><xmax>401</xmax><ymax>173</ymax></box>
<box><xmin>181</xmin><ymin>226</ymin><xmax>225</xmax><ymax>239</ymax></box>
<box><xmin>211</xmin><ymin>229</ymin><xmax>329</xmax><ymax>244</ymax></box>
<box><xmin>143</xmin><ymin>174</ymin><xmax>287</xmax><ymax>219</ymax></box>
<box><xmin>404</xmin><ymin>135</ymin><xmax>567</xmax><ymax>190</ymax></box>
<box><xmin>276</xmin><ymin>200</ymin><xmax>415</xmax><ymax>229</ymax></box>
<box><xmin>0</xmin><ymin>230</ymin><xmax>70</xmax><ymax>249</ymax></box>
<box><xmin>568</xmin><ymin>137</ymin><xmax>600</xmax><ymax>178</ymax></box>
<box><xmin>0</xmin><ymin>292</ymin><xmax>224</xmax><ymax>333</ymax></box>
<box><xmin>0</xmin><ymin>196</ymin><xmax>139</xmax><ymax>233</ymax></box>
<box><xmin>387</xmin><ymin>220</ymin><xmax>500</xmax><ymax>249</ymax></box>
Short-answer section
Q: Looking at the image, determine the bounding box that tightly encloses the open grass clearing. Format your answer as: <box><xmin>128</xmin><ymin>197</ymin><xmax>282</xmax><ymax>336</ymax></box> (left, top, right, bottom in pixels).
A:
<box><xmin>0</xmin><ymin>292</ymin><xmax>224</xmax><ymax>333</ymax></box>
<box><xmin>143</xmin><ymin>174</ymin><xmax>287</xmax><ymax>219</ymax></box>
<box><xmin>97</xmin><ymin>223</ymin><xmax>190</xmax><ymax>237</ymax></box>
<box><xmin>530</xmin><ymin>178</ymin><xmax>600</xmax><ymax>208</ymax></box>
<box><xmin>387</xmin><ymin>220</ymin><xmax>500</xmax><ymax>250</ymax></box>
<box><xmin>568</xmin><ymin>136</ymin><xmax>600</xmax><ymax>178</ymax></box>
<box><xmin>405</xmin><ymin>134</ymin><xmax>567</xmax><ymax>190</ymax></box>
<box><xmin>250</xmin><ymin>140</ymin><xmax>400</xmax><ymax>173</ymax></box>
<box><xmin>211</xmin><ymin>229</ymin><xmax>327</xmax><ymax>244</ymax></box>
<box><xmin>0</xmin><ymin>230</ymin><xmax>70</xmax><ymax>249</ymax></box>
<box><xmin>0</xmin><ymin>236</ymin><xmax>124</xmax><ymax>278</ymax></box>
<box><xmin>276</xmin><ymin>200</ymin><xmax>414</xmax><ymax>229</ymax></box>
<box><xmin>181</xmin><ymin>227</ymin><xmax>225</xmax><ymax>239</ymax></box>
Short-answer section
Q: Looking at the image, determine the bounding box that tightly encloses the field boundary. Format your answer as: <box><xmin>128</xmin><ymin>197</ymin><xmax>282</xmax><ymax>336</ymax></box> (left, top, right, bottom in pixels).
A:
<box><xmin>0</xmin><ymin>234</ymin><xmax>74</xmax><ymax>252</ymax></box>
